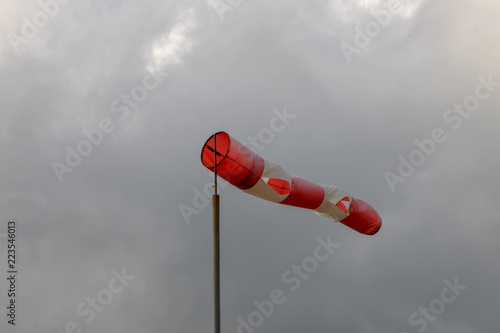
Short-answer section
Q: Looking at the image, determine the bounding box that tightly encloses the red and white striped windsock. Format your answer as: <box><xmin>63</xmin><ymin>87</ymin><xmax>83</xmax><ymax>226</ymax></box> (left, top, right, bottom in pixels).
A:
<box><xmin>200</xmin><ymin>132</ymin><xmax>381</xmax><ymax>235</ymax></box>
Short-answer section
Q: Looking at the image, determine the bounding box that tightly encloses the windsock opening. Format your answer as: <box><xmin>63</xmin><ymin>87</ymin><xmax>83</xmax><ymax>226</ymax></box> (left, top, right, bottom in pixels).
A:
<box><xmin>200</xmin><ymin>132</ymin><xmax>230</xmax><ymax>169</ymax></box>
<box><xmin>201</xmin><ymin>132</ymin><xmax>265</xmax><ymax>190</ymax></box>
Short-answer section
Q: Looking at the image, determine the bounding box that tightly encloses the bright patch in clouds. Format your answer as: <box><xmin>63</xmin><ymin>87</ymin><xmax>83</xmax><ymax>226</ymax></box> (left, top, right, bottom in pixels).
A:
<box><xmin>359</xmin><ymin>0</ymin><xmax>426</xmax><ymax>18</ymax></box>
<box><xmin>147</xmin><ymin>8</ymin><xmax>196</xmax><ymax>72</ymax></box>
<box><xmin>331</xmin><ymin>0</ymin><xmax>425</xmax><ymax>21</ymax></box>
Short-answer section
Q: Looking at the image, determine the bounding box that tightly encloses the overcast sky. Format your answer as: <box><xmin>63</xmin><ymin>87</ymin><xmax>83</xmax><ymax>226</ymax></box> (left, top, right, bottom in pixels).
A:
<box><xmin>1</xmin><ymin>0</ymin><xmax>500</xmax><ymax>332</ymax></box>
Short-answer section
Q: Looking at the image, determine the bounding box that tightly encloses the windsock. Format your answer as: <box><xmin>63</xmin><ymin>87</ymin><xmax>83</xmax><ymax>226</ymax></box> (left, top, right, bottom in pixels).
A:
<box><xmin>200</xmin><ymin>132</ymin><xmax>381</xmax><ymax>235</ymax></box>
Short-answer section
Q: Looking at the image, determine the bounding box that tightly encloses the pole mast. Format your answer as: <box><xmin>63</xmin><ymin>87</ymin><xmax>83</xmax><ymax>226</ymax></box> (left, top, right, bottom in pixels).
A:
<box><xmin>213</xmin><ymin>134</ymin><xmax>220</xmax><ymax>333</ymax></box>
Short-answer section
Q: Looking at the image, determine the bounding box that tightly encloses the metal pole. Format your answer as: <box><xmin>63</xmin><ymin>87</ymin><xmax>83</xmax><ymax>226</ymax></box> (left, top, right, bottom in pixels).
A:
<box><xmin>214</xmin><ymin>134</ymin><xmax>218</xmax><ymax>196</ymax></box>
<box><xmin>213</xmin><ymin>194</ymin><xmax>220</xmax><ymax>333</ymax></box>
<box><xmin>213</xmin><ymin>134</ymin><xmax>221</xmax><ymax>333</ymax></box>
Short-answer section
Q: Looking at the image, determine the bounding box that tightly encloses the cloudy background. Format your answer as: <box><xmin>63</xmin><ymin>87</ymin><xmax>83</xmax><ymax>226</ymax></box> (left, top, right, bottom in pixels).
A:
<box><xmin>1</xmin><ymin>0</ymin><xmax>499</xmax><ymax>332</ymax></box>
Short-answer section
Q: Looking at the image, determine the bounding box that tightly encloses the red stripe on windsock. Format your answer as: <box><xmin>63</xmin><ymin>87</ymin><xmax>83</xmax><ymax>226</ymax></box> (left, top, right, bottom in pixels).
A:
<box><xmin>339</xmin><ymin>198</ymin><xmax>382</xmax><ymax>235</ymax></box>
<box><xmin>201</xmin><ymin>132</ymin><xmax>264</xmax><ymax>190</ymax></box>
<box><xmin>267</xmin><ymin>178</ymin><xmax>291</xmax><ymax>195</ymax></box>
<box><xmin>280</xmin><ymin>176</ymin><xmax>325</xmax><ymax>210</ymax></box>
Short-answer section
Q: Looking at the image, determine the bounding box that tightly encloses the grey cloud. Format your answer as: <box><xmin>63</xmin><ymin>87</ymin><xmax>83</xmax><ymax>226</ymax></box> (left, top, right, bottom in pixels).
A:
<box><xmin>1</xmin><ymin>0</ymin><xmax>499</xmax><ymax>332</ymax></box>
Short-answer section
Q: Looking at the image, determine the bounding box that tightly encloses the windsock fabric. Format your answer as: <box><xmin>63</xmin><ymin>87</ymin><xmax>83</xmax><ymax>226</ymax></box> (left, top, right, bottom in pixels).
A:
<box><xmin>201</xmin><ymin>132</ymin><xmax>381</xmax><ymax>235</ymax></box>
